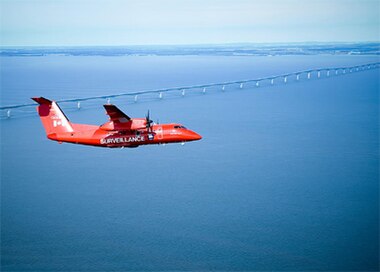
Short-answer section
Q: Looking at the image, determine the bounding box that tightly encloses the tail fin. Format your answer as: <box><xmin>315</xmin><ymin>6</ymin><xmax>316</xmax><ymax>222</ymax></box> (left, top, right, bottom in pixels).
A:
<box><xmin>31</xmin><ymin>97</ymin><xmax>74</xmax><ymax>136</ymax></box>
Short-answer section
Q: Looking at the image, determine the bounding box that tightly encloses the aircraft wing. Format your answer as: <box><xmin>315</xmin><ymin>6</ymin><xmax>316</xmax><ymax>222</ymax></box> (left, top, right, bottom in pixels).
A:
<box><xmin>103</xmin><ymin>104</ymin><xmax>131</xmax><ymax>123</ymax></box>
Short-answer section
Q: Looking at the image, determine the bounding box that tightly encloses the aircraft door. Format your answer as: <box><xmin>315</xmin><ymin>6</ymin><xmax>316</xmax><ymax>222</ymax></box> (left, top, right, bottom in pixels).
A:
<box><xmin>156</xmin><ymin>126</ymin><xmax>163</xmax><ymax>140</ymax></box>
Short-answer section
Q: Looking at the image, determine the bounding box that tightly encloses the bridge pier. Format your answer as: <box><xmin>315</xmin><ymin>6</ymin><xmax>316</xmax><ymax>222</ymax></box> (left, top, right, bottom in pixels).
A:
<box><xmin>134</xmin><ymin>95</ymin><xmax>138</xmax><ymax>102</ymax></box>
<box><xmin>77</xmin><ymin>102</ymin><xmax>81</xmax><ymax>109</ymax></box>
<box><xmin>307</xmin><ymin>72</ymin><xmax>311</xmax><ymax>79</ymax></box>
<box><xmin>203</xmin><ymin>87</ymin><xmax>206</xmax><ymax>94</ymax></box>
<box><xmin>240</xmin><ymin>83</ymin><xmax>243</xmax><ymax>89</ymax></box>
<box><xmin>159</xmin><ymin>92</ymin><xmax>163</xmax><ymax>99</ymax></box>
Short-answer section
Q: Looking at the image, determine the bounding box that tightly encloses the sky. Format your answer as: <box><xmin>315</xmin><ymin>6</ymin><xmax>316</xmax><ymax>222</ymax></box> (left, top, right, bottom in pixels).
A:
<box><xmin>0</xmin><ymin>0</ymin><xmax>379</xmax><ymax>46</ymax></box>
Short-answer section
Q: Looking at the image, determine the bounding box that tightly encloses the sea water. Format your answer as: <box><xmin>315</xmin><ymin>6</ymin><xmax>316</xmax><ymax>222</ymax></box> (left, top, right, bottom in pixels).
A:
<box><xmin>1</xmin><ymin>54</ymin><xmax>379</xmax><ymax>271</ymax></box>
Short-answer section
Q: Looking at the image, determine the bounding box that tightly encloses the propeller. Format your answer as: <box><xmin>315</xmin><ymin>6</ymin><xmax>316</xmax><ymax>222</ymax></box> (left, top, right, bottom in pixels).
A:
<box><xmin>145</xmin><ymin>110</ymin><xmax>153</xmax><ymax>132</ymax></box>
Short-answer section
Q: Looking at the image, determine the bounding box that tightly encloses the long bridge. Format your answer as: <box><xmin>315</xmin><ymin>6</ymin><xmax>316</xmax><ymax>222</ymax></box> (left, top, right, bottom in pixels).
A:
<box><xmin>1</xmin><ymin>62</ymin><xmax>379</xmax><ymax>119</ymax></box>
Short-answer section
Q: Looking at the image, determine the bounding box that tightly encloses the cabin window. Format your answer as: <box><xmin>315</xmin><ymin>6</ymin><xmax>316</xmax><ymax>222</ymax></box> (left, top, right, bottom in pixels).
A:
<box><xmin>174</xmin><ymin>125</ymin><xmax>187</xmax><ymax>129</ymax></box>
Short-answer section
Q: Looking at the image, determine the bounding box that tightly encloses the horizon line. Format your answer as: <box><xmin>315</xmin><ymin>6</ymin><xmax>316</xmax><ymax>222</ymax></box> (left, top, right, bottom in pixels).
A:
<box><xmin>1</xmin><ymin>41</ymin><xmax>380</xmax><ymax>48</ymax></box>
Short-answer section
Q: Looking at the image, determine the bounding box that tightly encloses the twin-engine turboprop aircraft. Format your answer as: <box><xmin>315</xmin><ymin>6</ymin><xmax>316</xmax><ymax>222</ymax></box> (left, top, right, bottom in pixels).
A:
<box><xmin>31</xmin><ymin>97</ymin><xmax>202</xmax><ymax>148</ymax></box>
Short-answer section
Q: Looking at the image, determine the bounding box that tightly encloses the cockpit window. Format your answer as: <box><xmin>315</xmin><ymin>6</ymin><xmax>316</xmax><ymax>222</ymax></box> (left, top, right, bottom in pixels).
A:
<box><xmin>174</xmin><ymin>125</ymin><xmax>187</xmax><ymax>129</ymax></box>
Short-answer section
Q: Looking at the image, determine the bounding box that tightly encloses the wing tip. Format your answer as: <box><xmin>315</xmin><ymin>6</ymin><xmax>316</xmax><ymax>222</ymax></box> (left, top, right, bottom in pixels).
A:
<box><xmin>103</xmin><ymin>104</ymin><xmax>115</xmax><ymax>109</ymax></box>
<box><xmin>103</xmin><ymin>104</ymin><xmax>131</xmax><ymax>120</ymax></box>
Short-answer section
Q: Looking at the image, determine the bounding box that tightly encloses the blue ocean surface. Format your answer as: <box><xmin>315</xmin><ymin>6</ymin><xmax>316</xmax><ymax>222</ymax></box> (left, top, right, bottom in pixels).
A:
<box><xmin>1</xmin><ymin>53</ymin><xmax>379</xmax><ymax>271</ymax></box>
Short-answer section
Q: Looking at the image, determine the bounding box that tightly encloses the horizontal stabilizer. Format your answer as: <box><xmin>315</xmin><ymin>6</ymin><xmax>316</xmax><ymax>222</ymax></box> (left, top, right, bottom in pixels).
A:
<box><xmin>31</xmin><ymin>97</ymin><xmax>52</xmax><ymax>105</ymax></box>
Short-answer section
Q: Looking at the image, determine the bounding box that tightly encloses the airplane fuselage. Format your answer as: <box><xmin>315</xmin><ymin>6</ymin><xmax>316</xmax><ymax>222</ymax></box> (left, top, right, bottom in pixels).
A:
<box><xmin>49</xmin><ymin>123</ymin><xmax>201</xmax><ymax>148</ymax></box>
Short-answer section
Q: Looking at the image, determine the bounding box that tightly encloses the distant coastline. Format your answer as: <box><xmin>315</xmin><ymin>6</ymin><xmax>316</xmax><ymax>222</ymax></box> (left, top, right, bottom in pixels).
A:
<box><xmin>1</xmin><ymin>42</ymin><xmax>379</xmax><ymax>56</ymax></box>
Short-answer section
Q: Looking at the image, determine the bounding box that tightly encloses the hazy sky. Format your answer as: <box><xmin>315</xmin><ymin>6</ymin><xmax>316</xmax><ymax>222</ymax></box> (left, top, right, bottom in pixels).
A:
<box><xmin>1</xmin><ymin>0</ymin><xmax>379</xmax><ymax>46</ymax></box>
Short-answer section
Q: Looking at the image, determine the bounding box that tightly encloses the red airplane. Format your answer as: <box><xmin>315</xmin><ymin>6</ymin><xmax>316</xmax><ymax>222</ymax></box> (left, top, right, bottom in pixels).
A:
<box><xmin>32</xmin><ymin>97</ymin><xmax>202</xmax><ymax>148</ymax></box>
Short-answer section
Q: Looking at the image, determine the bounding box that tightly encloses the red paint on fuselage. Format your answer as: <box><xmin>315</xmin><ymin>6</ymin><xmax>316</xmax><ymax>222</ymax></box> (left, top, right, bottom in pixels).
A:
<box><xmin>54</xmin><ymin>123</ymin><xmax>201</xmax><ymax>148</ymax></box>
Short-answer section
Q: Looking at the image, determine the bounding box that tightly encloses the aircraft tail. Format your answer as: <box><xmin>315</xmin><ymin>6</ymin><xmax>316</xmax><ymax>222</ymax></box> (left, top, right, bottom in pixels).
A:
<box><xmin>31</xmin><ymin>97</ymin><xmax>74</xmax><ymax>137</ymax></box>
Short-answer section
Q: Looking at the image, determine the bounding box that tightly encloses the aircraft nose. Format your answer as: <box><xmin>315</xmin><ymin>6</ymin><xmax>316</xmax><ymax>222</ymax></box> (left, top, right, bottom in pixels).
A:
<box><xmin>187</xmin><ymin>130</ymin><xmax>202</xmax><ymax>141</ymax></box>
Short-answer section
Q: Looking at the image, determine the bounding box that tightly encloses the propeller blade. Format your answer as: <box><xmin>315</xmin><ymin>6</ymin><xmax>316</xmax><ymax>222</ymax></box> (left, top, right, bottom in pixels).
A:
<box><xmin>146</xmin><ymin>110</ymin><xmax>153</xmax><ymax>131</ymax></box>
